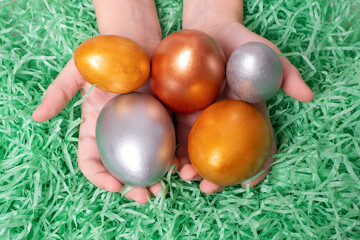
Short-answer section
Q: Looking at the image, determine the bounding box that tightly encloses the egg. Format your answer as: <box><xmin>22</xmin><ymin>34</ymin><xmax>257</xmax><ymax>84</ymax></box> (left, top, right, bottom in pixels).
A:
<box><xmin>150</xmin><ymin>29</ymin><xmax>226</xmax><ymax>114</ymax></box>
<box><xmin>226</xmin><ymin>42</ymin><xmax>283</xmax><ymax>103</ymax></box>
<box><xmin>96</xmin><ymin>92</ymin><xmax>175</xmax><ymax>186</ymax></box>
<box><xmin>74</xmin><ymin>35</ymin><xmax>150</xmax><ymax>94</ymax></box>
<box><xmin>188</xmin><ymin>100</ymin><xmax>270</xmax><ymax>186</ymax></box>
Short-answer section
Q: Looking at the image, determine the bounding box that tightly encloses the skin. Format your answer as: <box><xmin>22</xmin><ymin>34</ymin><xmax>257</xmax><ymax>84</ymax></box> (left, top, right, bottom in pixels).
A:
<box><xmin>32</xmin><ymin>0</ymin><xmax>314</xmax><ymax>203</ymax></box>
<box><xmin>32</xmin><ymin>0</ymin><xmax>166</xmax><ymax>204</ymax></box>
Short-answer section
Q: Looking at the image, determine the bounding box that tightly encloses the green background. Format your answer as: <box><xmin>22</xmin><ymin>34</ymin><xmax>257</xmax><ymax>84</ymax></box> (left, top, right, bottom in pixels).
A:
<box><xmin>1</xmin><ymin>0</ymin><xmax>359</xmax><ymax>239</ymax></box>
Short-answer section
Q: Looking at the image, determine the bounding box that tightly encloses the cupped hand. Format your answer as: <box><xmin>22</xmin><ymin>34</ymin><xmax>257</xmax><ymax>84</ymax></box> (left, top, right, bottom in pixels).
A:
<box><xmin>32</xmin><ymin>58</ymin><xmax>175</xmax><ymax>204</ymax></box>
<box><xmin>177</xmin><ymin>13</ymin><xmax>314</xmax><ymax>193</ymax></box>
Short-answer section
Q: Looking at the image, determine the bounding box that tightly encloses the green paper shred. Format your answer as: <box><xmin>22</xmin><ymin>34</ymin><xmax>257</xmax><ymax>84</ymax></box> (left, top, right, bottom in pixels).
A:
<box><xmin>1</xmin><ymin>0</ymin><xmax>360</xmax><ymax>239</ymax></box>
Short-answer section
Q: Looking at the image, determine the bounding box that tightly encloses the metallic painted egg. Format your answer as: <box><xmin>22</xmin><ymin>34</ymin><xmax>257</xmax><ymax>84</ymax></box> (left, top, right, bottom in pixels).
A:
<box><xmin>226</xmin><ymin>42</ymin><xmax>283</xmax><ymax>103</ymax></box>
<box><xmin>74</xmin><ymin>35</ymin><xmax>150</xmax><ymax>94</ymax></box>
<box><xmin>150</xmin><ymin>29</ymin><xmax>226</xmax><ymax>114</ymax></box>
<box><xmin>96</xmin><ymin>92</ymin><xmax>176</xmax><ymax>186</ymax></box>
<box><xmin>188</xmin><ymin>100</ymin><xmax>270</xmax><ymax>186</ymax></box>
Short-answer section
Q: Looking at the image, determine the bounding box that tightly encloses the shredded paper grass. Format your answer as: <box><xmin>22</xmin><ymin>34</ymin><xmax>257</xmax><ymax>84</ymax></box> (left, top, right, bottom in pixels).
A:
<box><xmin>0</xmin><ymin>0</ymin><xmax>359</xmax><ymax>239</ymax></box>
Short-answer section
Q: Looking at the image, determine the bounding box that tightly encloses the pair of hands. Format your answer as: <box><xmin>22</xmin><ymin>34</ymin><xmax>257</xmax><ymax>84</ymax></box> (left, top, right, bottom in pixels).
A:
<box><xmin>32</xmin><ymin>4</ymin><xmax>313</xmax><ymax>204</ymax></box>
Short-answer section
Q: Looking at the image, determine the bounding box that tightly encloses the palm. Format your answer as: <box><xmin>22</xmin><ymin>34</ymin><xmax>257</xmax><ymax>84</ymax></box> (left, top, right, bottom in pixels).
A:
<box><xmin>176</xmin><ymin>22</ymin><xmax>313</xmax><ymax>193</ymax></box>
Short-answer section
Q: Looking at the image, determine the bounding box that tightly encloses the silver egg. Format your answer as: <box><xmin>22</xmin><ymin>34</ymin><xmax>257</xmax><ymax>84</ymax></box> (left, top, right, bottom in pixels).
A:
<box><xmin>226</xmin><ymin>42</ymin><xmax>283</xmax><ymax>103</ymax></box>
<box><xmin>96</xmin><ymin>92</ymin><xmax>175</xmax><ymax>187</ymax></box>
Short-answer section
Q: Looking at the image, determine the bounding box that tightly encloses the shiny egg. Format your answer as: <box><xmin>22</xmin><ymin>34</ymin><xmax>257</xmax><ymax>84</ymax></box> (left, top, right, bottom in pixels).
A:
<box><xmin>150</xmin><ymin>29</ymin><xmax>226</xmax><ymax>114</ymax></box>
<box><xmin>74</xmin><ymin>35</ymin><xmax>150</xmax><ymax>94</ymax></box>
<box><xmin>226</xmin><ymin>42</ymin><xmax>283</xmax><ymax>103</ymax></box>
<box><xmin>96</xmin><ymin>92</ymin><xmax>175</xmax><ymax>186</ymax></box>
<box><xmin>188</xmin><ymin>99</ymin><xmax>270</xmax><ymax>186</ymax></box>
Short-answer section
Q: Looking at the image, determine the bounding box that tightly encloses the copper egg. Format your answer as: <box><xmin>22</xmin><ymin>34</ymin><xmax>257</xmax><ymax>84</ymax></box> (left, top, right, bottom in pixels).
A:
<box><xmin>150</xmin><ymin>29</ymin><xmax>226</xmax><ymax>114</ymax></box>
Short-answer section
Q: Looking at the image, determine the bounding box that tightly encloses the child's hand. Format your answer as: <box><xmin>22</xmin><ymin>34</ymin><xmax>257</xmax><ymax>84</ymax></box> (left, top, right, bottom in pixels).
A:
<box><xmin>177</xmin><ymin>0</ymin><xmax>314</xmax><ymax>193</ymax></box>
<box><xmin>32</xmin><ymin>0</ymin><xmax>169</xmax><ymax>204</ymax></box>
<box><xmin>32</xmin><ymin>58</ymin><xmax>172</xmax><ymax>204</ymax></box>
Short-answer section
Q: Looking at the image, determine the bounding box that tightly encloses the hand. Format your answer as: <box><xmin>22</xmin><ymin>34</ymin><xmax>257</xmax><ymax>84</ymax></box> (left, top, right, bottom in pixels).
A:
<box><xmin>32</xmin><ymin>57</ymin><xmax>174</xmax><ymax>204</ymax></box>
<box><xmin>177</xmin><ymin>0</ymin><xmax>314</xmax><ymax>193</ymax></box>
<box><xmin>32</xmin><ymin>0</ymin><xmax>168</xmax><ymax>204</ymax></box>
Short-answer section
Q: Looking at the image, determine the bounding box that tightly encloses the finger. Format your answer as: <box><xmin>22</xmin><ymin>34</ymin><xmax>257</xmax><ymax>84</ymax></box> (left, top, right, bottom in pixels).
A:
<box><xmin>280</xmin><ymin>58</ymin><xmax>314</xmax><ymax>102</ymax></box>
<box><xmin>32</xmin><ymin>58</ymin><xmax>84</xmax><ymax>122</ymax></box>
<box><xmin>121</xmin><ymin>187</ymin><xmax>151</xmax><ymax>204</ymax></box>
<box><xmin>199</xmin><ymin>179</ymin><xmax>224</xmax><ymax>194</ymax></box>
<box><xmin>78</xmin><ymin>156</ymin><xmax>123</xmax><ymax>192</ymax></box>
<box><xmin>179</xmin><ymin>163</ymin><xmax>202</xmax><ymax>181</ymax></box>
<box><xmin>177</xmin><ymin>141</ymin><xmax>202</xmax><ymax>180</ymax></box>
<box><xmin>148</xmin><ymin>182</ymin><xmax>167</xmax><ymax>197</ymax></box>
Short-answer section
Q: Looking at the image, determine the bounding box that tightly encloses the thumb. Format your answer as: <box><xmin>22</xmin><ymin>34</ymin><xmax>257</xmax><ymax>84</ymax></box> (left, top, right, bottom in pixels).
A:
<box><xmin>32</xmin><ymin>58</ymin><xmax>84</xmax><ymax>122</ymax></box>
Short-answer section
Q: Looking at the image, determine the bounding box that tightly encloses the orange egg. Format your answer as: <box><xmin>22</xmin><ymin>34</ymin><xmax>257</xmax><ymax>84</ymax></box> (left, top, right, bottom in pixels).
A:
<box><xmin>188</xmin><ymin>100</ymin><xmax>270</xmax><ymax>186</ymax></box>
<box><xmin>74</xmin><ymin>35</ymin><xmax>150</xmax><ymax>93</ymax></box>
<box><xmin>150</xmin><ymin>29</ymin><xmax>225</xmax><ymax>114</ymax></box>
